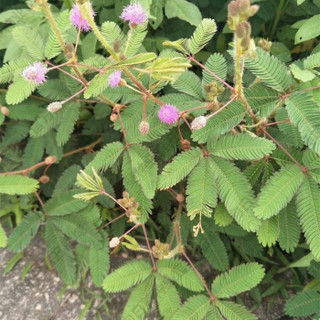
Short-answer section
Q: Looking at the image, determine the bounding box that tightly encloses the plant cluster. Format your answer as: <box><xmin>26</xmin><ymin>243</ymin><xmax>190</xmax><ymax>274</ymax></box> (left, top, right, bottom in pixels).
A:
<box><xmin>0</xmin><ymin>0</ymin><xmax>320</xmax><ymax>319</ymax></box>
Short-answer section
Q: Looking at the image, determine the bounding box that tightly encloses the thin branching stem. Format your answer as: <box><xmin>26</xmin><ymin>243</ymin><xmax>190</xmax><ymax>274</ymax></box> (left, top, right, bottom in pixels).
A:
<box><xmin>142</xmin><ymin>224</ymin><xmax>157</xmax><ymax>271</ymax></box>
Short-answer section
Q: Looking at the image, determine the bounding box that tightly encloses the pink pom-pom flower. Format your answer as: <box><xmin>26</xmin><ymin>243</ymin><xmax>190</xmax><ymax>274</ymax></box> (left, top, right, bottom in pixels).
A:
<box><xmin>70</xmin><ymin>3</ymin><xmax>95</xmax><ymax>32</ymax></box>
<box><xmin>109</xmin><ymin>70</ymin><xmax>122</xmax><ymax>88</ymax></box>
<box><xmin>120</xmin><ymin>3</ymin><xmax>147</xmax><ymax>26</ymax></box>
<box><xmin>22</xmin><ymin>62</ymin><xmax>48</xmax><ymax>84</ymax></box>
<box><xmin>158</xmin><ymin>104</ymin><xmax>180</xmax><ymax>124</ymax></box>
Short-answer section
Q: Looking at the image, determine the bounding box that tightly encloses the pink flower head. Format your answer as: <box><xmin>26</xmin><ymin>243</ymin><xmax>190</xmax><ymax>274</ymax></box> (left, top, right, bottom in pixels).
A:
<box><xmin>109</xmin><ymin>70</ymin><xmax>122</xmax><ymax>88</ymax></box>
<box><xmin>158</xmin><ymin>104</ymin><xmax>180</xmax><ymax>124</ymax></box>
<box><xmin>121</xmin><ymin>3</ymin><xmax>147</xmax><ymax>26</ymax></box>
<box><xmin>70</xmin><ymin>3</ymin><xmax>95</xmax><ymax>32</ymax></box>
<box><xmin>22</xmin><ymin>62</ymin><xmax>48</xmax><ymax>84</ymax></box>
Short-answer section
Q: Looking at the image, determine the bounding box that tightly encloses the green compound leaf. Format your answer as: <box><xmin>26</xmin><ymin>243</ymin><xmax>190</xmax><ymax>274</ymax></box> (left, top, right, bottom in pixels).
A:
<box><xmin>8</xmin><ymin>212</ymin><xmax>42</xmax><ymax>252</ymax></box>
<box><xmin>103</xmin><ymin>260</ymin><xmax>152</xmax><ymax>292</ymax></box>
<box><xmin>186</xmin><ymin>157</ymin><xmax>217</xmax><ymax>218</ymax></box>
<box><xmin>189</xmin><ymin>18</ymin><xmax>217</xmax><ymax>55</ymax></box>
<box><xmin>89</xmin><ymin>244</ymin><xmax>110</xmax><ymax>287</ymax></box>
<box><xmin>245</xmin><ymin>47</ymin><xmax>291</xmax><ymax>93</ymax></box>
<box><xmin>157</xmin><ymin>258</ymin><xmax>204</xmax><ymax>292</ymax></box>
<box><xmin>254</xmin><ymin>164</ymin><xmax>304</xmax><ymax>220</ymax></box>
<box><xmin>128</xmin><ymin>144</ymin><xmax>158</xmax><ymax>199</ymax></box>
<box><xmin>296</xmin><ymin>177</ymin><xmax>320</xmax><ymax>260</ymax></box>
<box><xmin>44</xmin><ymin>190</ymin><xmax>88</xmax><ymax>216</ymax></box>
<box><xmin>212</xmin><ymin>263</ymin><xmax>265</xmax><ymax>298</ymax></box>
<box><xmin>257</xmin><ymin>216</ymin><xmax>279</xmax><ymax>247</ymax></box>
<box><xmin>285</xmin><ymin>290</ymin><xmax>320</xmax><ymax>317</ymax></box>
<box><xmin>295</xmin><ymin>15</ymin><xmax>320</xmax><ymax>44</ymax></box>
<box><xmin>0</xmin><ymin>175</ymin><xmax>39</xmax><ymax>195</ymax></box>
<box><xmin>51</xmin><ymin>214</ymin><xmax>102</xmax><ymax>248</ymax></box>
<box><xmin>85</xmin><ymin>141</ymin><xmax>125</xmax><ymax>172</ymax></box>
<box><xmin>45</xmin><ymin>221</ymin><xmax>76</xmax><ymax>284</ymax></box>
<box><xmin>172</xmin><ymin>71</ymin><xmax>203</xmax><ymax>99</ymax></box>
<box><xmin>285</xmin><ymin>92</ymin><xmax>320</xmax><ymax>155</ymax></box>
<box><xmin>173</xmin><ymin>295</ymin><xmax>210</xmax><ymax>320</ymax></box>
<box><xmin>278</xmin><ymin>201</ymin><xmax>300</xmax><ymax>253</ymax></box>
<box><xmin>208</xmin><ymin>133</ymin><xmax>276</xmax><ymax>160</ymax></box>
<box><xmin>210</xmin><ymin>156</ymin><xmax>260</xmax><ymax>232</ymax></box>
<box><xmin>158</xmin><ymin>148</ymin><xmax>204</xmax><ymax>190</ymax></box>
<box><xmin>155</xmin><ymin>274</ymin><xmax>181</xmax><ymax>319</ymax></box>
<box><xmin>6</xmin><ymin>77</ymin><xmax>37</xmax><ymax>105</ymax></box>
<box><xmin>202</xmin><ymin>53</ymin><xmax>227</xmax><ymax>85</ymax></box>
<box><xmin>215</xmin><ymin>301</ymin><xmax>258</xmax><ymax>320</ymax></box>
<box><xmin>121</xmin><ymin>275</ymin><xmax>154</xmax><ymax>320</ymax></box>
<box><xmin>191</xmin><ymin>101</ymin><xmax>245</xmax><ymax>143</ymax></box>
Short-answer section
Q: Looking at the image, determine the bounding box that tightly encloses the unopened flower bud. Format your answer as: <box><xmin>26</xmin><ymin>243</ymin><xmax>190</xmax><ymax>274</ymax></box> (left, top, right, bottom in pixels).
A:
<box><xmin>65</xmin><ymin>42</ymin><xmax>75</xmax><ymax>59</ymax></box>
<box><xmin>109</xmin><ymin>237</ymin><xmax>120</xmax><ymax>248</ymax></box>
<box><xmin>236</xmin><ymin>21</ymin><xmax>251</xmax><ymax>39</ymax></box>
<box><xmin>39</xmin><ymin>175</ymin><xmax>50</xmax><ymax>184</ymax></box>
<box><xmin>191</xmin><ymin>116</ymin><xmax>207</xmax><ymax>130</ymax></box>
<box><xmin>45</xmin><ymin>156</ymin><xmax>57</xmax><ymax>165</ymax></box>
<box><xmin>1</xmin><ymin>106</ymin><xmax>9</xmax><ymax>116</ymax></box>
<box><xmin>258</xmin><ymin>38</ymin><xmax>272</xmax><ymax>52</ymax></box>
<box><xmin>248</xmin><ymin>5</ymin><xmax>259</xmax><ymax>17</ymax></box>
<box><xmin>110</xmin><ymin>113</ymin><xmax>118</xmax><ymax>122</ymax></box>
<box><xmin>228</xmin><ymin>1</ymin><xmax>240</xmax><ymax>17</ymax></box>
<box><xmin>47</xmin><ymin>101</ymin><xmax>63</xmax><ymax>113</ymax></box>
<box><xmin>180</xmin><ymin>139</ymin><xmax>191</xmax><ymax>151</ymax></box>
<box><xmin>176</xmin><ymin>194</ymin><xmax>184</xmax><ymax>203</ymax></box>
<box><xmin>113</xmin><ymin>39</ymin><xmax>122</xmax><ymax>53</ymax></box>
<box><xmin>238</xmin><ymin>0</ymin><xmax>250</xmax><ymax>11</ymax></box>
<box><xmin>139</xmin><ymin>121</ymin><xmax>149</xmax><ymax>135</ymax></box>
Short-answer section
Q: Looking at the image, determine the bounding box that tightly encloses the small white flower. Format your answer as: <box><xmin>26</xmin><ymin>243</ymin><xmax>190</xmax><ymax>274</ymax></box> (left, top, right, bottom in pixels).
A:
<box><xmin>191</xmin><ymin>116</ymin><xmax>207</xmax><ymax>130</ymax></box>
<box><xmin>109</xmin><ymin>237</ymin><xmax>120</xmax><ymax>248</ymax></box>
<box><xmin>47</xmin><ymin>101</ymin><xmax>63</xmax><ymax>113</ymax></box>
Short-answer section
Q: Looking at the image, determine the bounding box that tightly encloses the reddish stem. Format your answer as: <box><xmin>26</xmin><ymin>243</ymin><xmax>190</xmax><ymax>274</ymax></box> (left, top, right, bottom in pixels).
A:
<box><xmin>142</xmin><ymin>224</ymin><xmax>157</xmax><ymax>272</ymax></box>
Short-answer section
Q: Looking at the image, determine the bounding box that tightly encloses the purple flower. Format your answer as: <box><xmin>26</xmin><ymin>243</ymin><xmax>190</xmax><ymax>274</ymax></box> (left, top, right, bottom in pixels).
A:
<box><xmin>158</xmin><ymin>104</ymin><xmax>180</xmax><ymax>124</ymax></box>
<box><xmin>22</xmin><ymin>62</ymin><xmax>48</xmax><ymax>84</ymax></box>
<box><xmin>70</xmin><ymin>3</ymin><xmax>94</xmax><ymax>32</ymax></box>
<box><xmin>121</xmin><ymin>3</ymin><xmax>147</xmax><ymax>26</ymax></box>
<box><xmin>109</xmin><ymin>70</ymin><xmax>122</xmax><ymax>88</ymax></box>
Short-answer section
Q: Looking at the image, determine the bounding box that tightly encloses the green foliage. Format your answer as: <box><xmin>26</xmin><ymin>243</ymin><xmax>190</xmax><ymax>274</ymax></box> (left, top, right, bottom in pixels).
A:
<box><xmin>8</xmin><ymin>211</ymin><xmax>42</xmax><ymax>252</ymax></box>
<box><xmin>202</xmin><ymin>53</ymin><xmax>227</xmax><ymax>85</ymax></box>
<box><xmin>172</xmin><ymin>71</ymin><xmax>202</xmax><ymax>99</ymax></box>
<box><xmin>215</xmin><ymin>301</ymin><xmax>257</xmax><ymax>320</ymax></box>
<box><xmin>212</xmin><ymin>263</ymin><xmax>265</xmax><ymax>298</ymax></box>
<box><xmin>0</xmin><ymin>176</ymin><xmax>39</xmax><ymax>195</ymax></box>
<box><xmin>285</xmin><ymin>290</ymin><xmax>320</xmax><ymax>317</ymax></box>
<box><xmin>6</xmin><ymin>77</ymin><xmax>37</xmax><ymax>105</ymax></box>
<box><xmin>103</xmin><ymin>260</ymin><xmax>152</xmax><ymax>292</ymax></box>
<box><xmin>157</xmin><ymin>259</ymin><xmax>204</xmax><ymax>292</ymax></box>
<box><xmin>254</xmin><ymin>164</ymin><xmax>304</xmax><ymax>220</ymax></box>
<box><xmin>0</xmin><ymin>224</ymin><xmax>8</xmax><ymax>248</ymax></box>
<box><xmin>89</xmin><ymin>243</ymin><xmax>110</xmax><ymax>287</ymax></box>
<box><xmin>173</xmin><ymin>295</ymin><xmax>210</xmax><ymax>320</ymax></box>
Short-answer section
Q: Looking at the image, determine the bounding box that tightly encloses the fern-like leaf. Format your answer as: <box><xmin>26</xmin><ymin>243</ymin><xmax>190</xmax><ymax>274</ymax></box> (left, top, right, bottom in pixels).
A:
<box><xmin>44</xmin><ymin>190</ymin><xmax>88</xmax><ymax>216</ymax></box>
<box><xmin>245</xmin><ymin>47</ymin><xmax>291</xmax><ymax>92</ymax></box>
<box><xmin>206</xmin><ymin>306</ymin><xmax>224</xmax><ymax>320</ymax></box>
<box><xmin>285</xmin><ymin>290</ymin><xmax>320</xmax><ymax>317</ymax></box>
<box><xmin>202</xmin><ymin>53</ymin><xmax>227</xmax><ymax>86</ymax></box>
<box><xmin>8</xmin><ymin>212</ymin><xmax>42</xmax><ymax>252</ymax></box>
<box><xmin>103</xmin><ymin>260</ymin><xmax>152</xmax><ymax>292</ymax></box>
<box><xmin>256</xmin><ymin>216</ymin><xmax>279</xmax><ymax>247</ymax></box>
<box><xmin>285</xmin><ymin>92</ymin><xmax>320</xmax><ymax>154</ymax></box>
<box><xmin>208</xmin><ymin>133</ymin><xmax>275</xmax><ymax>160</ymax></box>
<box><xmin>45</xmin><ymin>221</ymin><xmax>76</xmax><ymax>284</ymax></box>
<box><xmin>128</xmin><ymin>144</ymin><xmax>158</xmax><ymax>199</ymax></box>
<box><xmin>157</xmin><ymin>258</ymin><xmax>204</xmax><ymax>292</ymax></box>
<box><xmin>195</xmin><ymin>218</ymin><xmax>229</xmax><ymax>271</ymax></box>
<box><xmin>158</xmin><ymin>148</ymin><xmax>203</xmax><ymax>190</ymax></box>
<box><xmin>89</xmin><ymin>243</ymin><xmax>110</xmax><ymax>287</ymax></box>
<box><xmin>278</xmin><ymin>201</ymin><xmax>300</xmax><ymax>253</ymax></box>
<box><xmin>172</xmin><ymin>71</ymin><xmax>202</xmax><ymax>99</ymax></box>
<box><xmin>191</xmin><ymin>101</ymin><xmax>245</xmax><ymax>143</ymax></box>
<box><xmin>303</xmin><ymin>51</ymin><xmax>320</xmax><ymax>69</ymax></box>
<box><xmin>254</xmin><ymin>164</ymin><xmax>304</xmax><ymax>220</ymax></box>
<box><xmin>215</xmin><ymin>301</ymin><xmax>257</xmax><ymax>320</ymax></box>
<box><xmin>210</xmin><ymin>156</ymin><xmax>260</xmax><ymax>232</ymax></box>
<box><xmin>156</xmin><ymin>274</ymin><xmax>181</xmax><ymax>319</ymax></box>
<box><xmin>122</xmin><ymin>151</ymin><xmax>153</xmax><ymax>221</ymax></box>
<box><xmin>189</xmin><ymin>18</ymin><xmax>217</xmax><ymax>55</ymax></box>
<box><xmin>0</xmin><ymin>175</ymin><xmax>39</xmax><ymax>195</ymax></box>
<box><xmin>85</xmin><ymin>141</ymin><xmax>125</xmax><ymax>172</ymax></box>
<box><xmin>84</xmin><ymin>72</ymin><xmax>110</xmax><ymax>99</ymax></box>
<box><xmin>51</xmin><ymin>214</ymin><xmax>102</xmax><ymax>247</ymax></box>
<box><xmin>56</xmin><ymin>102</ymin><xmax>80</xmax><ymax>146</ymax></box>
<box><xmin>121</xmin><ymin>275</ymin><xmax>154</xmax><ymax>320</ymax></box>
<box><xmin>124</xmin><ymin>22</ymin><xmax>147</xmax><ymax>57</ymax></box>
<box><xmin>52</xmin><ymin>165</ymin><xmax>81</xmax><ymax>197</ymax></box>
<box><xmin>186</xmin><ymin>157</ymin><xmax>217</xmax><ymax>218</ymax></box>
<box><xmin>101</xmin><ymin>21</ymin><xmax>125</xmax><ymax>48</ymax></box>
<box><xmin>173</xmin><ymin>295</ymin><xmax>210</xmax><ymax>320</ymax></box>
<box><xmin>6</xmin><ymin>77</ymin><xmax>37</xmax><ymax>105</ymax></box>
<box><xmin>22</xmin><ymin>137</ymin><xmax>45</xmax><ymax>168</ymax></box>
<box><xmin>212</xmin><ymin>263</ymin><xmax>265</xmax><ymax>298</ymax></box>
<box><xmin>296</xmin><ymin>177</ymin><xmax>320</xmax><ymax>259</ymax></box>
